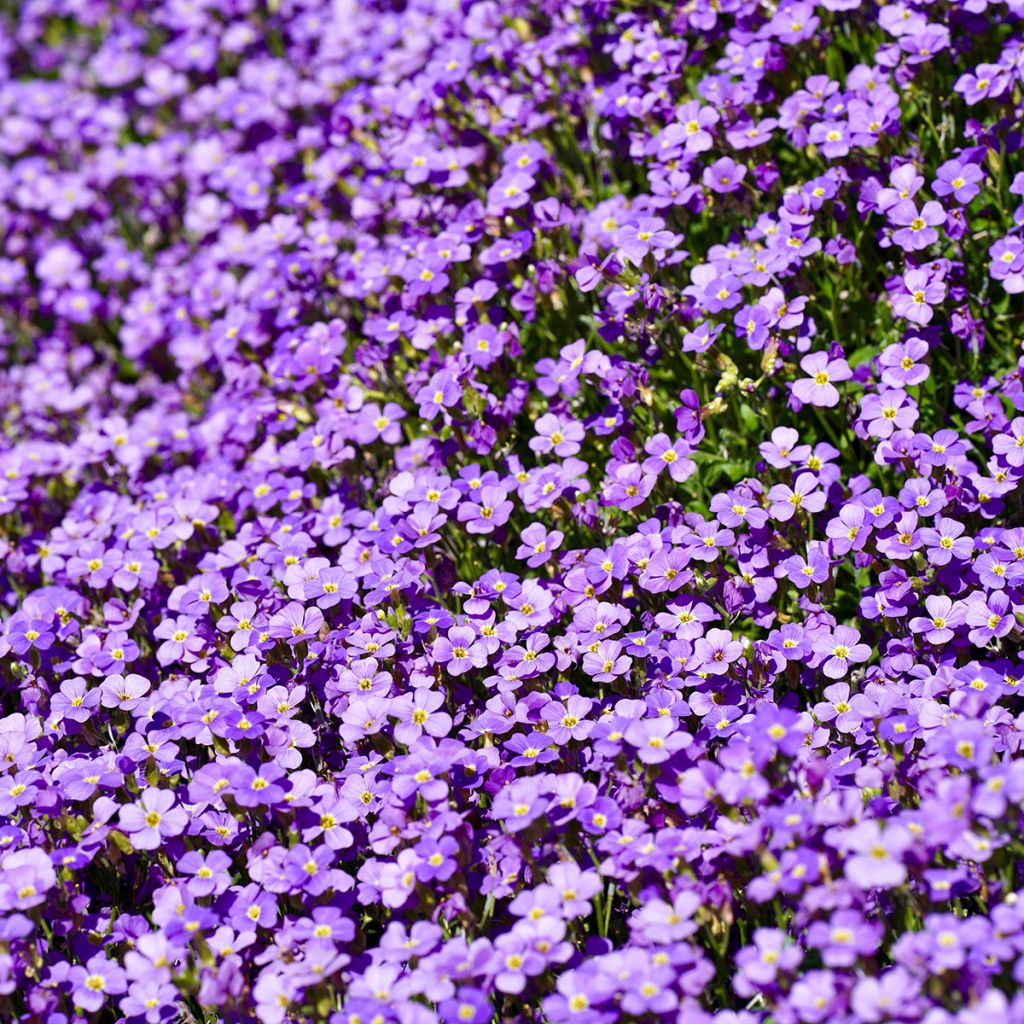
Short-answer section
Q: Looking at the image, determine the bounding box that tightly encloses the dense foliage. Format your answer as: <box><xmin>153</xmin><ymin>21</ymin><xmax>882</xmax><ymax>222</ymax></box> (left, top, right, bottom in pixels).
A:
<box><xmin>4</xmin><ymin>0</ymin><xmax>1024</xmax><ymax>1021</ymax></box>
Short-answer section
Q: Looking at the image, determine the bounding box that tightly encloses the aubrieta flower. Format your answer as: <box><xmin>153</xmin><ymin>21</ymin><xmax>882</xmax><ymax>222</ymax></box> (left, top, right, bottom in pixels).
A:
<box><xmin>965</xmin><ymin>591</ymin><xmax>1014</xmax><ymax>644</ymax></box>
<box><xmin>767</xmin><ymin>473</ymin><xmax>827</xmax><ymax>521</ymax></box>
<box><xmin>69</xmin><ymin>954</ymin><xmax>128</xmax><ymax>1012</ymax></box>
<box><xmin>778</xmin><ymin>544</ymin><xmax>825</xmax><ymax>590</ymax></box>
<box><xmin>813</xmin><ymin>626</ymin><xmax>871</xmax><ymax>678</ymax></box>
<box><xmin>515</xmin><ymin>523</ymin><xmax>563</xmax><ymax>567</ymax></box>
<box><xmin>433</xmin><ymin>625</ymin><xmax>488</xmax><ymax>675</ymax></box>
<box><xmin>859</xmin><ymin>390</ymin><xmax>918</xmax><ymax>439</ymax></box>
<box><xmin>614</xmin><ymin>217</ymin><xmax>681</xmax><ymax>265</ymax></box>
<box><xmin>888</xmin><ymin>199</ymin><xmax>946</xmax><ymax>251</ymax></box>
<box><xmin>892</xmin><ymin>267</ymin><xmax>946</xmax><ymax>324</ymax></box>
<box><xmin>910</xmin><ymin>595</ymin><xmax>966</xmax><ymax>645</ymax></box>
<box><xmin>933</xmin><ymin>158</ymin><xmax>984</xmax><ymax>205</ymax></box>
<box><xmin>118</xmin><ymin>790</ymin><xmax>189</xmax><ymax>850</ymax></box>
<box><xmin>760</xmin><ymin>426</ymin><xmax>812</xmax><ymax>469</ymax></box>
<box><xmin>792</xmin><ymin>351</ymin><xmax>853</xmax><ymax>407</ymax></box>
<box><xmin>993</xmin><ymin>417</ymin><xmax>1024</xmax><ymax>467</ymax></box>
<box><xmin>831</xmin><ymin>820</ymin><xmax>914</xmax><ymax>890</ymax></box>
<box><xmin>4</xmin><ymin>4</ymin><xmax>1024</xmax><ymax>1023</ymax></box>
<box><xmin>878</xmin><ymin>337</ymin><xmax>930</xmax><ymax>388</ymax></box>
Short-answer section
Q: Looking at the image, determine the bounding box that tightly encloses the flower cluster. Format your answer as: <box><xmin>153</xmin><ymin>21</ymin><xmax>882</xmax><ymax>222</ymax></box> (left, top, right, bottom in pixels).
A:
<box><xmin>4</xmin><ymin>1</ymin><xmax>1024</xmax><ymax>1022</ymax></box>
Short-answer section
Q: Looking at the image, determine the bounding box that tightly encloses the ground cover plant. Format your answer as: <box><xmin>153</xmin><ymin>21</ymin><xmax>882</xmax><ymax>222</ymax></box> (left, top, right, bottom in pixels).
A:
<box><xmin>4</xmin><ymin>0</ymin><xmax>1024</xmax><ymax>1021</ymax></box>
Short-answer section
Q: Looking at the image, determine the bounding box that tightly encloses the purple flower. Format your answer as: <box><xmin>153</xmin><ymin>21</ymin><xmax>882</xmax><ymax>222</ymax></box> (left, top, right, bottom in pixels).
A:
<box><xmin>582</xmin><ymin>640</ymin><xmax>631</xmax><ymax>682</ymax></box>
<box><xmin>624</xmin><ymin>716</ymin><xmax>690</xmax><ymax>764</ymax></box>
<box><xmin>70</xmin><ymin>953</ymin><xmax>128</xmax><ymax>1012</ymax></box>
<box><xmin>0</xmin><ymin>848</ymin><xmax>55</xmax><ymax>910</ymax></box>
<box><xmin>825</xmin><ymin>504</ymin><xmax>870</xmax><ymax>555</ymax></box>
<box><xmin>878</xmin><ymin>337</ymin><xmax>930</xmax><ymax>387</ymax></box>
<box><xmin>833</xmin><ymin>820</ymin><xmax>913</xmax><ymax>889</ymax></box>
<box><xmin>492</xmin><ymin>778</ymin><xmax>546</xmax><ymax>832</ymax></box>
<box><xmin>268</xmin><ymin>601</ymin><xmax>323</xmax><ymax>645</ymax></box>
<box><xmin>457</xmin><ymin>486</ymin><xmax>513</xmax><ymax>534</ymax></box>
<box><xmin>760</xmin><ymin>426</ymin><xmax>811</xmax><ymax>469</ymax></box>
<box><xmin>851</xmin><ymin>968</ymin><xmax>920</xmax><ymax>1023</ymax></box>
<box><xmin>734</xmin><ymin>928</ymin><xmax>802</xmax><ymax>996</ymax></box>
<box><xmin>66</xmin><ymin>542</ymin><xmax>121</xmax><ymax>587</ymax></box>
<box><xmin>154</xmin><ymin>615</ymin><xmax>205</xmax><ymax>666</ymax></box>
<box><xmin>540</xmin><ymin>695</ymin><xmax>593</xmax><ymax>742</ymax></box>
<box><xmin>767</xmin><ymin>473</ymin><xmax>826</xmax><ymax>521</ymax></box>
<box><xmin>439</xmin><ymin>988</ymin><xmax>491</xmax><ymax>1024</ymax></box>
<box><xmin>993</xmin><ymin>417</ymin><xmax>1024</xmax><ymax>466</ymax></box>
<box><xmin>693</xmin><ymin>628</ymin><xmax>743</xmax><ymax>675</ymax></box>
<box><xmin>6</xmin><ymin>615</ymin><xmax>54</xmax><ymax>655</ymax></box>
<box><xmin>703</xmin><ymin>156</ymin><xmax>747</xmax><ymax>193</ymax></box>
<box><xmin>814</xmin><ymin>682</ymin><xmax>868</xmax><ymax>733</ymax></box>
<box><xmin>642</xmin><ymin>433</ymin><xmax>696</xmax><ymax>482</ymax></box>
<box><xmin>765</xmin><ymin>623</ymin><xmax>812</xmax><ymax>663</ymax></box>
<box><xmin>614</xmin><ymin>216</ymin><xmax>680</xmax><ymax>265</ymax></box>
<box><xmin>119</xmin><ymin>789</ymin><xmax>188</xmax><ymax>851</ymax></box>
<box><xmin>710</xmin><ymin>489</ymin><xmax>769</xmax><ymax>529</ymax></box>
<box><xmin>355</xmin><ymin>402</ymin><xmax>406</xmax><ymax>445</ymax></box>
<box><xmin>515</xmin><ymin>522</ymin><xmax>563</xmax><ymax>567</ymax></box>
<box><xmin>120</xmin><ymin>980</ymin><xmax>179</xmax><ymax>1023</ymax></box>
<box><xmin>416</xmin><ymin>372</ymin><xmax>462</xmax><ymax>420</ymax></box>
<box><xmin>919</xmin><ymin>516</ymin><xmax>972</xmax><ymax>565</ymax></box>
<box><xmin>230</xmin><ymin>763</ymin><xmax>288</xmax><ymax>808</ymax></box>
<box><xmin>910</xmin><ymin>595</ymin><xmax>966</xmax><ymax>644</ymax></box>
<box><xmin>631</xmin><ymin>891</ymin><xmax>700</xmax><ymax>943</ymax></box>
<box><xmin>676</xmin><ymin>100</ymin><xmax>719</xmax><ymax>152</ymax></box>
<box><xmin>530</xmin><ymin>413</ymin><xmax>584</xmax><ymax>457</ymax></box>
<box><xmin>792</xmin><ymin>351</ymin><xmax>852</xmax><ymax>407</ymax></box>
<box><xmin>179</xmin><ymin>849</ymin><xmax>232</xmax><ymax>897</ymax></box>
<box><xmin>813</xmin><ymin>625</ymin><xmax>871</xmax><ymax>678</ymax></box>
<box><xmin>809</xmin><ymin>120</ymin><xmax>850</xmax><ymax>159</ymax></box>
<box><xmin>394</xmin><ymin>689</ymin><xmax>452</xmax><ymax>744</ymax></box>
<box><xmin>892</xmin><ymin>268</ymin><xmax>946</xmax><ymax>324</ymax></box>
<box><xmin>433</xmin><ymin>625</ymin><xmax>488</xmax><ymax>675</ymax></box>
<box><xmin>934</xmin><ymin>158</ymin><xmax>984</xmax><ymax>203</ymax></box>
<box><xmin>781</xmin><ymin>543</ymin><xmax>831</xmax><ymax>588</ymax></box>
<box><xmin>50</xmin><ymin>677</ymin><xmax>101</xmax><ymax>723</ymax></box>
<box><xmin>859</xmin><ymin>390</ymin><xmax>918</xmax><ymax>438</ymax></box>
<box><xmin>889</xmin><ymin>199</ymin><xmax>945</xmax><ymax>251</ymax></box>
<box><xmin>414</xmin><ymin>837</ymin><xmax>459</xmax><ymax>883</ymax></box>
<box><xmin>965</xmin><ymin>591</ymin><xmax>1014</xmax><ymax>644</ymax></box>
<box><xmin>788</xmin><ymin>970</ymin><xmax>838</xmax><ymax>1023</ymax></box>
<box><xmin>990</xmin><ymin>236</ymin><xmax>1024</xmax><ymax>292</ymax></box>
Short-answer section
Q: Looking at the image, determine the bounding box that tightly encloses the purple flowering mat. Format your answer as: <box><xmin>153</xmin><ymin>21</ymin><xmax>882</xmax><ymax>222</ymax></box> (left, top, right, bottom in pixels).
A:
<box><xmin>3</xmin><ymin>0</ymin><xmax>1024</xmax><ymax>1022</ymax></box>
